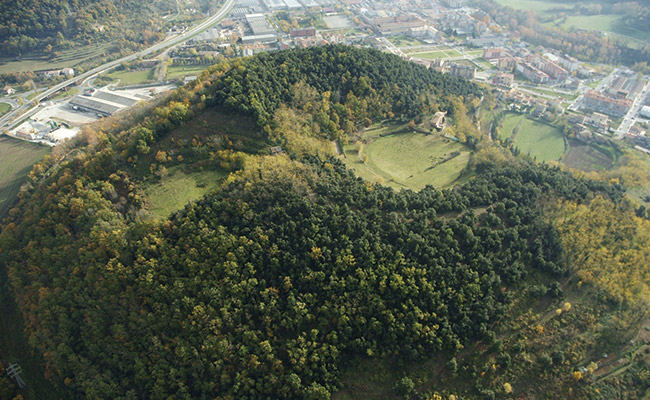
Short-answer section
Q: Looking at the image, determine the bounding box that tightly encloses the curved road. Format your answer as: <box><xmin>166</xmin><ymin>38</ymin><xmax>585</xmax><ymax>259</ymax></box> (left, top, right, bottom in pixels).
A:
<box><xmin>0</xmin><ymin>0</ymin><xmax>234</xmax><ymax>131</ymax></box>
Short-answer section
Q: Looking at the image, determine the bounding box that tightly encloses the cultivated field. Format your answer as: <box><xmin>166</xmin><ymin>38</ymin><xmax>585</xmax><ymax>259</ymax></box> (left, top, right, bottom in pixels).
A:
<box><xmin>342</xmin><ymin>123</ymin><xmax>471</xmax><ymax>191</ymax></box>
<box><xmin>0</xmin><ymin>136</ymin><xmax>50</xmax><ymax>217</ymax></box>
<box><xmin>563</xmin><ymin>139</ymin><xmax>615</xmax><ymax>171</ymax></box>
<box><xmin>142</xmin><ymin>166</ymin><xmax>228</xmax><ymax>218</ymax></box>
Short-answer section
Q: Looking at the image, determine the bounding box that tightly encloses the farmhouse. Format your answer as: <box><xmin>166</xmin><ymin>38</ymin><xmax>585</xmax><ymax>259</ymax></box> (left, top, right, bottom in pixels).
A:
<box><xmin>2</xmin><ymin>86</ymin><xmax>15</xmax><ymax>95</ymax></box>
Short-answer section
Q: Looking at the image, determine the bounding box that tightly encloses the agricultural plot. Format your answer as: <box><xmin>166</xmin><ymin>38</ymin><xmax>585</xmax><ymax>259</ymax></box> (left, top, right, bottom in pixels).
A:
<box><xmin>342</xmin><ymin>124</ymin><xmax>471</xmax><ymax>191</ymax></box>
<box><xmin>563</xmin><ymin>140</ymin><xmax>615</xmax><ymax>171</ymax></box>
<box><xmin>0</xmin><ymin>136</ymin><xmax>50</xmax><ymax>217</ymax></box>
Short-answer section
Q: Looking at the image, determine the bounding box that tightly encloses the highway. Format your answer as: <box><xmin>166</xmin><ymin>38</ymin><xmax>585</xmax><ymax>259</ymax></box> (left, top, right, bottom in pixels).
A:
<box><xmin>0</xmin><ymin>0</ymin><xmax>235</xmax><ymax>131</ymax></box>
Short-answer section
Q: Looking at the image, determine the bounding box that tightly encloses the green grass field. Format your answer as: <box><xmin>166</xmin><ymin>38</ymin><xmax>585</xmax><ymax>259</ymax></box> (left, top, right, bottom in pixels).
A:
<box><xmin>549</xmin><ymin>14</ymin><xmax>650</xmax><ymax>42</ymax></box>
<box><xmin>142</xmin><ymin>166</ymin><xmax>228</xmax><ymax>218</ymax></box>
<box><xmin>342</xmin><ymin>124</ymin><xmax>471</xmax><ymax>191</ymax></box>
<box><xmin>106</xmin><ymin>69</ymin><xmax>154</xmax><ymax>85</ymax></box>
<box><xmin>165</xmin><ymin>65</ymin><xmax>210</xmax><ymax>80</ymax></box>
<box><xmin>0</xmin><ymin>102</ymin><xmax>11</xmax><ymax>116</ymax></box>
<box><xmin>515</xmin><ymin>118</ymin><xmax>565</xmax><ymax>162</ymax></box>
<box><xmin>499</xmin><ymin>113</ymin><xmax>566</xmax><ymax>162</ymax></box>
<box><xmin>0</xmin><ymin>136</ymin><xmax>50</xmax><ymax>217</ymax></box>
<box><xmin>500</xmin><ymin>113</ymin><xmax>524</xmax><ymax>140</ymax></box>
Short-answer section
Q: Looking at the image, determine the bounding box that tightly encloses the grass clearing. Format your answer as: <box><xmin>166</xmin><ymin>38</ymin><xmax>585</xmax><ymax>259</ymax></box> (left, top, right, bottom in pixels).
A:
<box><xmin>514</xmin><ymin>118</ymin><xmax>566</xmax><ymax>162</ymax></box>
<box><xmin>142</xmin><ymin>166</ymin><xmax>229</xmax><ymax>218</ymax></box>
<box><xmin>0</xmin><ymin>136</ymin><xmax>50</xmax><ymax>218</ymax></box>
<box><xmin>106</xmin><ymin>69</ymin><xmax>154</xmax><ymax>85</ymax></box>
<box><xmin>342</xmin><ymin>123</ymin><xmax>472</xmax><ymax>191</ymax></box>
<box><xmin>165</xmin><ymin>65</ymin><xmax>210</xmax><ymax>80</ymax></box>
<box><xmin>500</xmin><ymin>113</ymin><xmax>525</xmax><ymax>140</ymax></box>
<box><xmin>499</xmin><ymin>113</ymin><xmax>566</xmax><ymax>162</ymax></box>
<box><xmin>0</xmin><ymin>102</ymin><xmax>11</xmax><ymax>116</ymax></box>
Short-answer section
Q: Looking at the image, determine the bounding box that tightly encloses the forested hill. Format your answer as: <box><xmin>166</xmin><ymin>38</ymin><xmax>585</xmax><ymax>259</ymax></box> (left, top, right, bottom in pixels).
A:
<box><xmin>204</xmin><ymin>46</ymin><xmax>480</xmax><ymax>127</ymax></box>
<box><xmin>0</xmin><ymin>0</ymin><xmax>177</xmax><ymax>56</ymax></box>
<box><xmin>0</xmin><ymin>46</ymin><xmax>648</xmax><ymax>399</ymax></box>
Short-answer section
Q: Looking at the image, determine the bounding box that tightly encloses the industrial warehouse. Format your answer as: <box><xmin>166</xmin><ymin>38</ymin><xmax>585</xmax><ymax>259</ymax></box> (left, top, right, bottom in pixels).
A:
<box><xmin>69</xmin><ymin>90</ymin><xmax>143</xmax><ymax>117</ymax></box>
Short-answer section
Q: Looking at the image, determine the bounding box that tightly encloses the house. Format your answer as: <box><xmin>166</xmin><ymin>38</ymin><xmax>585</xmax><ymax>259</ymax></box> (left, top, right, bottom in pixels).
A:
<box><xmin>586</xmin><ymin>112</ymin><xmax>610</xmax><ymax>132</ymax></box>
<box><xmin>431</xmin><ymin>111</ymin><xmax>446</xmax><ymax>131</ymax></box>
<box><xmin>567</xmin><ymin>113</ymin><xmax>586</xmax><ymax>125</ymax></box>
<box><xmin>61</xmin><ymin>68</ymin><xmax>75</xmax><ymax>77</ymax></box>
<box><xmin>270</xmin><ymin>146</ymin><xmax>285</xmax><ymax>155</ymax></box>
<box><xmin>2</xmin><ymin>86</ymin><xmax>15</xmax><ymax>95</ymax></box>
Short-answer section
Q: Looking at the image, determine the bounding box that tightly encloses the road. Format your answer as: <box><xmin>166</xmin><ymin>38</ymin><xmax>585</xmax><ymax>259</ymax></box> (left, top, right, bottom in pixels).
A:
<box><xmin>0</xmin><ymin>0</ymin><xmax>235</xmax><ymax>131</ymax></box>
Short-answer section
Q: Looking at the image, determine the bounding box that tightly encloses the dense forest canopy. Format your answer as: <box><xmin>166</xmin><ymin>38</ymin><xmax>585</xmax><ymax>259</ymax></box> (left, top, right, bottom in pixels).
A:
<box><xmin>0</xmin><ymin>46</ymin><xmax>648</xmax><ymax>399</ymax></box>
<box><xmin>0</xmin><ymin>0</ymin><xmax>178</xmax><ymax>56</ymax></box>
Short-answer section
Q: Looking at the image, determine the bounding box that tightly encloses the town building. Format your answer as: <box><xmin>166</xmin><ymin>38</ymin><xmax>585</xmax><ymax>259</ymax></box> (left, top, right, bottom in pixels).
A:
<box><xmin>583</xmin><ymin>90</ymin><xmax>631</xmax><ymax>117</ymax></box>
<box><xmin>482</xmin><ymin>48</ymin><xmax>508</xmax><ymax>60</ymax></box>
<box><xmin>557</xmin><ymin>55</ymin><xmax>579</xmax><ymax>72</ymax></box>
<box><xmin>1</xmin><ymin>86</ymin><xmax>15</xmax><ymax>95</ymax></box>
<box><xmin>447</xmin><ymin>62</ymin><xmax>476</xmax><ymax>80</ymax></box>
<box><xmin>373</xmin><ymin>15</ymin><xmax>425</xmax><ymax>35</ymax></box>
<box><xmin>516</xmin><ymin>61</ymin><xmax>548</xmax><ymax>84</ymax></box>
<box><xmin>491</xmin><ymin>72</ymin><xmax>514</xmax><ymax>88</ymax></box>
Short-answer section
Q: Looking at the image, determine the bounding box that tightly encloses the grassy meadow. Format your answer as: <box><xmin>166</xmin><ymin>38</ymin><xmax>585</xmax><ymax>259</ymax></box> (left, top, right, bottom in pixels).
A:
<box><xmin>142</xmin><ymin>166</ymin><xmax>228</xmax><ymax>218</ymax></box>
<box><xmin>342</xmin><ymin>123</ymin><xmax>471</xmax><ymax>191</ymax></box>
<box><xmin>499</xmin><ymin>113</ymin><xmax>565</xmax><ymax>162</ymax></box>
